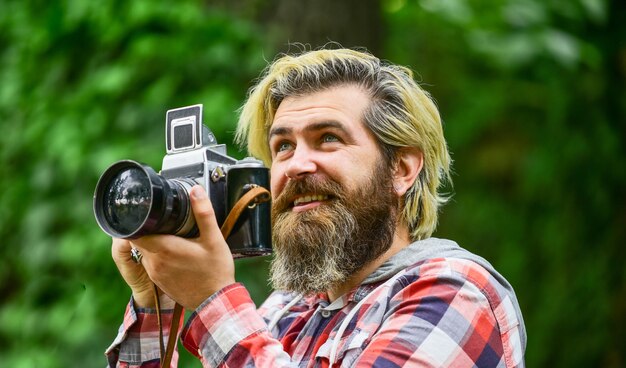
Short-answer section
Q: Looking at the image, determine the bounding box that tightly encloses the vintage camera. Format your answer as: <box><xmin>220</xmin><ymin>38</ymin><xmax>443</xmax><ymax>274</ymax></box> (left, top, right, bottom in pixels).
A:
<box><xmin>93</xmin><ymin>104</ymin><xmax>272</xmax><ymax>258</ymax></box>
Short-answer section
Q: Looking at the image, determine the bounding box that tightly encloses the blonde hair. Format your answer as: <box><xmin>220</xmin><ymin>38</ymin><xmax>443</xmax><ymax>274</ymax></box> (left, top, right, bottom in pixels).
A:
<box><xmin>236</xmin><ymin>48</ymin><xmax>452</xmax><ymax>240</ymax></box>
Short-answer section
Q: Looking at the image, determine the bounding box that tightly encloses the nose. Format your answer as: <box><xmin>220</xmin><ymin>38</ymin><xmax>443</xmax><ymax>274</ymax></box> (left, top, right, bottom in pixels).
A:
<box><xmin>285</xmin><ymin>145</ymin><xmax>317</xmax><ymax>179</ymax></box>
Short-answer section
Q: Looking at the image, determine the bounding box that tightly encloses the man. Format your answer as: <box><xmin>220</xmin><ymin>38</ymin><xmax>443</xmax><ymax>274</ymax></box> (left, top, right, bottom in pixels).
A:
<box><xmin>107</xmin><ymin>48</ymin><xmax>526</xmax><ymax>367</ymax></box>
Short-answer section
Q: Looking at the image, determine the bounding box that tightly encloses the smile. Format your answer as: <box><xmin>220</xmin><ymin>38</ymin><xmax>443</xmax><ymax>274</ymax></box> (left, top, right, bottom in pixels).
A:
<box><xmin>293</xmin><ymin>194</ymin><xmax>329</xmax><ymax>207</ymax></box>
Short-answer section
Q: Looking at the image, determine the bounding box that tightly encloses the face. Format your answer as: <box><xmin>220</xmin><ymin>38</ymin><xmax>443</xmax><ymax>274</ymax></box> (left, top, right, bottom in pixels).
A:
<box><xmin>269</xmin><ymin>84</ymin><xmax>383</xmax><ymax>202</ymax></box>
<box><xmin>268</xmin><ymin>85</ymin><xmax>399</xmax><ymax>294</ymax></box>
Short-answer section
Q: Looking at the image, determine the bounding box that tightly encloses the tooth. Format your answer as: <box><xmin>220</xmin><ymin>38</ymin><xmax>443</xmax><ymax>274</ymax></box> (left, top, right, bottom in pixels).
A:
<box><xmin>294</xmin><ymin>194</ymin><xmax>330</xmax><ymax>206</ymax></box>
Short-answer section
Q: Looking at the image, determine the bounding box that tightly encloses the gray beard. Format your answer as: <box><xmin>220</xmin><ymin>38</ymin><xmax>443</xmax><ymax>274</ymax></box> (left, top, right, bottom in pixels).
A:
<box><xmin>270</xmin><ymin>172</ymin><xmax>397</xmax><ymax>295</ymax></box>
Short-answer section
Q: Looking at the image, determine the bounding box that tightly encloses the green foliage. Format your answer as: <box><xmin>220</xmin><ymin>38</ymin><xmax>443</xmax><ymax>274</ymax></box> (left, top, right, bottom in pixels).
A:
<box><xmin>0</xmin><ymin>1</ymin><xmax>268</xmax><ymax>366</ymax></box>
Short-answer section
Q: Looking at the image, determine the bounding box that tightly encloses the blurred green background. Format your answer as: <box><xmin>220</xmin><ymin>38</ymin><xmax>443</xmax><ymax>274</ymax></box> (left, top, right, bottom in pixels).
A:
<box><xmin>0</xmin><ymin>0</ymin><xmax>624</xmax><ymax>366</ymax></box>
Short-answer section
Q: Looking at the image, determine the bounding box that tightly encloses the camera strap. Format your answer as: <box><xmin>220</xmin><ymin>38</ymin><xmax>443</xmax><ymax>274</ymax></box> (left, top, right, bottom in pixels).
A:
<box><xmin>155</xmin><ymin>185</ymin><xmax>271</xmax><ymax>368</ymax></box>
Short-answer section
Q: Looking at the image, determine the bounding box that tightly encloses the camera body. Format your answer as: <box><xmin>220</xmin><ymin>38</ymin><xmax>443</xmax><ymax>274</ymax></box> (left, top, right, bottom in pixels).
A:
<box><xmin>162</xmin><ymin>105</ymin><xmax>271</xmax><ymax>257</ymax></box>
<box><xmin>94</xmin><ymin>104</ymin><xmax>272</xmax><ymax>258</ymax></box>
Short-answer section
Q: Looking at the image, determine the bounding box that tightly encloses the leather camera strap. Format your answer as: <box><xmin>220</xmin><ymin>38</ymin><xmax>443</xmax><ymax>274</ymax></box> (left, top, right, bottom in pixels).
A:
<box><xmin>220</xmin><ymin>185</ymin><xmax>271</xmax><ymax>241</ymax></box>
<box><xmin>156</xmin><ymin>185</ymin><xmax>271</xmax><ymax>367</ymax></box>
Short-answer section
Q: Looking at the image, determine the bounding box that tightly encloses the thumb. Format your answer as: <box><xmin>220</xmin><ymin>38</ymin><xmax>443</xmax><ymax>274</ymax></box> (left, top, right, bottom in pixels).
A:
<box><xmin>112</xmin><ymin>237</ymin><xmax>134</xmax><ymax>264</ymax></box>
<box><xmin>190</xmin><ymin>185</ymin><xmax>222</xmax><ymax>242</ymax></box>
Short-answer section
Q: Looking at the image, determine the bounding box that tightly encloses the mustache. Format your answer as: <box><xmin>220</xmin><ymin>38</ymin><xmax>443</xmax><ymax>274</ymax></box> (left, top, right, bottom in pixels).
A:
<box><xmin>272</xmin><ymin>176</ymin><xmax>345</xmax><ymax>214</ymax></box>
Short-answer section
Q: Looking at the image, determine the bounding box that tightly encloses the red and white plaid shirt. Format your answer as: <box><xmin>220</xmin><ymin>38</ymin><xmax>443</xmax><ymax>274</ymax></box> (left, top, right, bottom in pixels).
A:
<box><xmin>107</xmin><ymin>239</ymin><xmax>526</xmax><ymax>367</ymax></box>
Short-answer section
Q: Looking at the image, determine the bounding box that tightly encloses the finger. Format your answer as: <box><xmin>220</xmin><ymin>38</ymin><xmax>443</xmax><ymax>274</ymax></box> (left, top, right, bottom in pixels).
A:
<box><xmin>130</xmin><ymin>235</ymin><xmax>171</xmax><ymax>253</ymax></box>
<box><xmin>189</xmin><ymin>185</ymin><xmax>222</xmax><ymax>243</ymax></box>
<box><xmin>111</xmin><ymin>237</ymin><xmax>133</xmax><ymax>262</ymax></box>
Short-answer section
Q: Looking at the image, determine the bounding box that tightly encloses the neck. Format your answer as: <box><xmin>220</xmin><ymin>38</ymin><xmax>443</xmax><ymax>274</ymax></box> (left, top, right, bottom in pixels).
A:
<box><xmin>327</xmin><ymin>225</ymin><xmax>412</xmax><ymax>302</ymax></box>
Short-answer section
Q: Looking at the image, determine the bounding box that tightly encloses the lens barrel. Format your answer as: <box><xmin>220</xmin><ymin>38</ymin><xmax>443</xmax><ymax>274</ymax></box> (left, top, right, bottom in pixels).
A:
<box><xmin>93</xmin><ymin>160</ymin><xmax>194</xmax><ymax>239</ymax></box>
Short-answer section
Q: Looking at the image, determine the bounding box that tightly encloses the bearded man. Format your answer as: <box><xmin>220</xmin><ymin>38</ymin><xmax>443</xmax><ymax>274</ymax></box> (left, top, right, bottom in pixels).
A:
<box><xmin>106</xmin><ymin>49</ymin><xmax>526</xmax><ymax>367</ymax></box>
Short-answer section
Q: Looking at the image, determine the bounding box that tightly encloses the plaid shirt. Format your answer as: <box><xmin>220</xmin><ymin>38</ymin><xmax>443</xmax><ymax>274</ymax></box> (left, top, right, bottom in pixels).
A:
<box><xmin>107</xmin><ymin>245</ymin><xmax>525</xmax><ymax>367</ymax></box>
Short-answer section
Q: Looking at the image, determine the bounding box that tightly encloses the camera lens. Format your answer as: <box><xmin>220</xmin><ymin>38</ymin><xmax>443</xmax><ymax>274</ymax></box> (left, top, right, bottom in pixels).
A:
<box><xmin>93</xmin><ymin>160</ymin><xmax>195</xmax><ymax>239</ymax></box>
<box><xmin>102</xmin><ymin>166</ymin><xmax>152</xmax><ymax>235</ymax></box>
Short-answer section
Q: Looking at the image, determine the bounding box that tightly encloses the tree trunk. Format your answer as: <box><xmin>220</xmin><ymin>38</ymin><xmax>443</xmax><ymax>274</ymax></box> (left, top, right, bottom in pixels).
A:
<box><xmin>268</xmin><ymin>0</ymin><xmax>383</xmax><ymax>55</ymax></box>
<box><xmin>214</xmin><ymin>0</ymin><xmax>384</xmax><ymax>55</ymax></box>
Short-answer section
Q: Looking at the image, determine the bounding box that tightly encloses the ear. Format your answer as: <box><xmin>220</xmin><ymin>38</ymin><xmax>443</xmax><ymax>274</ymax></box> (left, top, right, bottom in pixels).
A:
<box><xmin>392</xmin><ymin>148</ymin><xmax>423</xmax><ymax>197</ymax></box>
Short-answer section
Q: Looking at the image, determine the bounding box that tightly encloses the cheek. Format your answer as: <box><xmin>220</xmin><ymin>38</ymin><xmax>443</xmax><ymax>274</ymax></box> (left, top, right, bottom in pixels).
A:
<box><xmin>344</xmin><ymin>162</ymin><xmax>382</xmax><ymax>193</ymax></box>
<box><xmin>270</xmin><ymin>166</ymin><xmax>286</xmax><ymax>199</ymax></box>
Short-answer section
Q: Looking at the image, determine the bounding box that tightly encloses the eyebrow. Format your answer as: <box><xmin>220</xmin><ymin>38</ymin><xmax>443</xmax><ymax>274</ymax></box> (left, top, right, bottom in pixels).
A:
<box><xmin>268</xmin><ymin>121</ymin><xmax>350</xmax><ymax>140</ymax></box>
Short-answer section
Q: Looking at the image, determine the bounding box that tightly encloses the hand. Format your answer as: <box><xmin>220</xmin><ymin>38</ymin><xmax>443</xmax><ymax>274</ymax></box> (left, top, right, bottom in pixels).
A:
<box><xmin>130</xmin><ymin>186</ymin><xmax>236</xmax><ymax>310</ymax></box>
<box><xmin>111</xmin><ymin>238</ymin><xmax>173</xmax><ymax>309</ymax></box>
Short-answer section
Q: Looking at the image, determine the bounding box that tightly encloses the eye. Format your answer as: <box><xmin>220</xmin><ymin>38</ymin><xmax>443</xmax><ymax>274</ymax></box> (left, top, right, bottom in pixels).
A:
<box><xmin>322</xmin><ymin>134</ymin><xmax>340</xmax><ymax>143</ymax></box>
<box><xmin>277</xmin><ymin>141</ymin><xmax>293</xmax><ymax>152</ymax></box>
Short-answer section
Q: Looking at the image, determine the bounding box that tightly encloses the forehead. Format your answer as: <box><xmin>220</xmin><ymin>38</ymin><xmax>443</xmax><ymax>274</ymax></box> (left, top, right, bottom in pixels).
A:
<box><xmin>270</xmin><ymin>85</ymin><xmax>372</xmax><ymax>133</ymax></box>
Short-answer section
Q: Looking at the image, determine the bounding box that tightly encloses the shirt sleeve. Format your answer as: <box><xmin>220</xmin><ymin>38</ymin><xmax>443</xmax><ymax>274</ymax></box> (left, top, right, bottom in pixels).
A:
<box><xmin>180</xmin><ymin>283</ymin><xmax>293</xmax><ymax>368</ymax></box>
<box><xmin>105</xmin><ymin>298</ymin><xmax>183</xmax><ymax>368</ymax></box>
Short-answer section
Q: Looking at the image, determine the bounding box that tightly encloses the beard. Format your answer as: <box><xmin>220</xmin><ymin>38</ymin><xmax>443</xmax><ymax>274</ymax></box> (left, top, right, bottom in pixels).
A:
<box><xmin>270</xmin><ymin>162</ymin><xmax>398</xmax><ymax>295</ymax></box>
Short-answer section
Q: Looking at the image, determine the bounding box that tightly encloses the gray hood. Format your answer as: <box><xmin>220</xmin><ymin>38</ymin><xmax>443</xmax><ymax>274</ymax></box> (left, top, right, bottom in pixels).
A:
<box><xmin>364</xmin><ymin>237</ymin><xmax>501</xmax><ymax>284</ymax></box>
